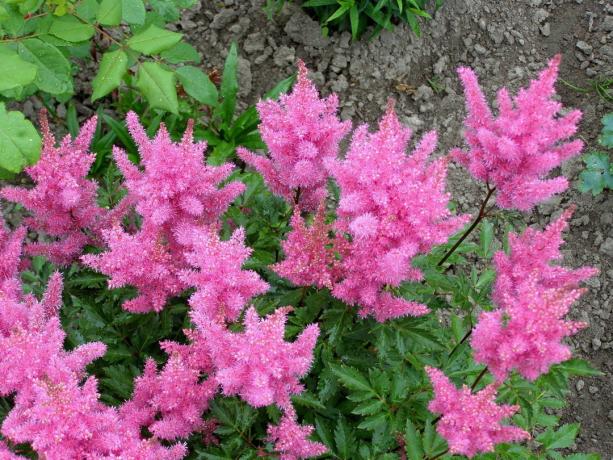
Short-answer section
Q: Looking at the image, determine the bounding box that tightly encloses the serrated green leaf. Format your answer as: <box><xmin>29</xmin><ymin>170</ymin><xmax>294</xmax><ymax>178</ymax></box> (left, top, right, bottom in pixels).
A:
<box><xmin>91</xmin><ymin>49</ymin><xmax>128</xmax><ymax>101</ymax></box>
<box><xmin>122</xmin><ymin>0</ymin><xmax>145</xmax><ymax>24</ymax></box>
<box><xmin>599</xmin><ymin>113</ymin><xmax>613</xmax><ymax>148</ymax></box>
<box><xmin>329</xmin><ymin>364</ymin><xmax>373</xmax><ymax>393</ymax></box>
<box><xmin>404</xmin><ymin>418</ymin><xmax>423</xmax><ymax>460</ymax></box>
<box><xmin>49</xmin><ymin>15</ymin><xmax>95</xmax><ymax>42</ymax></box>
<box><xmin>135</xmin><ymin>61</ymin><xmax>178</xmax><ymax>114</ymax></box>
<box><xmin>334</xmin><ymin>416</ymin><xmax>356</xmax><ymax>459</ymax></box>
<box><xmin>537</xmin><ymin>423</ymin><xmax>580</xmax><ymax>450</ymax></box>
<box><xmin>97</xmin><ymin>0</ymin><xmax>122</xmax><ymax>25</ymax></box>
<box><xmin>176</xmin><ymin>65</ymin><xmax>218</xmax><ymax>105</ymax></box>
<box><xmin>357</xmin><ymin>412</ymin><xmax>387</xmax><ymax>430</ymax></box>
<box><xmin>0</xmin><ymin>103</ymin><xmax>41</xmax><ymax>173</ymax></box>
<box><xmin>17</xmin><ymin>38</ymin><xmax>72</xmax><ymax>95</ymax></box>
<box><xmin>352</xmin><ymin>399</ymin><xmax>384</xmax><ymax>415</ymax></box>
<box><xmin>555</xmin><ymin>358</ymin><xmax>604</xmax><ymax>377</ymax></box>
<box><xmin>160</xmin><ymin>41</ymin><xmax>201</xmax><ymax>64</ymax></box>
<box><xmin>0</xmin><ymin>52</ymin><xmax>38</xmax><ymax>91</ymax></box>
<box><xmin>127</xmin><ymin>24</ymin><xmax>183</xmax><ymax>55</ymax></box>
<box><xmin>578</xmin><ymin>169</ymin><xmax>605</xmax><ymax>195</ymax></box>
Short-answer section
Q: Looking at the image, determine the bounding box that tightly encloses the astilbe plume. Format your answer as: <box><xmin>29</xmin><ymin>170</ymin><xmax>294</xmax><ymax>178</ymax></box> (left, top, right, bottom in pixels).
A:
<box><xmin>0</xmin><ymin>441</ymin><xmax>24</xmax><ymax>459</ymax></box>
<box><xmin>327</xmin><ymin>102</ymin><xmax>469</xmax><ymax>321</ymax></box>
<box><xmin>178</xmin><ymin>225</ymin><xmax>269</xmax><ymax>323</ymax></box>
<box><xmin>237</xmin><ymin>61</ymin><xmax>351</xmax><ymax>210</ymax></box>
<box><xmin>1</xmin><ymin>114</ymin><xmax>111</xmax><ymax>265</ymax></box>
<box><xmin>453</xmin><ymin>55</ymin><xmax>584</xmax><ymax>211</ymax></box>
<box><xmin>267</xmin><ymin>406</ymin><xmax>327</xmax><ymax>460</ymax></box>
<box><xmin>199</xmin><ymin>306</ymin><xmax>319</xmax><ymax>409</ymax></box>
<box><xmin>426</xmin><ymin>367</ymin><xmax>529</xmax><ymax>458</ymax></box>
<box><xmin>83</xmin><ymin>112</ymin><xmax>245</xmax><ymax>313</ymax></box>
<box><xmin>471</xmin><ymin>209</ymin><xmax>597</xmax><ymax>381</ymax></box>
<box><xmin>273</xmin><ymin>205</ymin><xmax>349</xmax><ymax>290</ymax></box>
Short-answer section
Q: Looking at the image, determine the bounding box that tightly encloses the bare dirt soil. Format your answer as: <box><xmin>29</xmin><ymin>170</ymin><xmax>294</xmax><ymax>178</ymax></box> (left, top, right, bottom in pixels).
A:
<box><xmin>181</xmin><ymin>0</ymin><xmax>612</xmax><ymax>456</ymax></box>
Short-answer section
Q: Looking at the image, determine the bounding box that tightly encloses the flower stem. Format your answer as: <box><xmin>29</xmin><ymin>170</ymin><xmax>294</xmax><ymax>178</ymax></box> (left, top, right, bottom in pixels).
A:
<box><xmin>470</xmin><ymin>367</ymin><xmax>488</xmax><ymax>391</ymax></box>
<box><xmin>437</xmin><ymin>185</ymin><xmax>496</xmax><ymax>269</ymax></box>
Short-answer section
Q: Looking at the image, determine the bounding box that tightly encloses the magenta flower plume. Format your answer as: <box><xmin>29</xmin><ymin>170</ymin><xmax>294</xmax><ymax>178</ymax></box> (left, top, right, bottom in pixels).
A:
<box><xmin>453</xmin><ymin>55</ymin><xmax>583</xmax><ymax>211</ymax></box>
<box><xmin>178</xmin><ymin>225</ymin><xmax>269</xmax><ymax>324</ymax></box>
<box><xmin>0</xmin><ymin>220</ymin><xmax>26</xmax><ymax>296</ymax></box>
<box><xmin>82</xmin><ymin>224</ymin><xmax>185</xmax><ymax>313</ymax></box>
<box><xmin>115</xmin><ymin>112</ymin><xmax>244</xmax><ymax>228</ymax></box>
<box><xmin>425</xmin><ymin>367</ymin><xmax>529</xmax><ymax>458</ymax></box>
<box><xmin>273</xmin><ymin>205</ymin><xmax>349</xmax><ymax>290</ymax></box>
<box><xmin>1</xmin><ymin>113</ymin><xmax>111</xmax><ymax>265</ymax></box>
<box><xmin>120</xmin><ymin>353</ymin><xmax>217</xmax><ymax>441</ymax></box>
<box><xmin>238</xmin><ymin>60</ymin><xmax>351</xmax><ymax>210</ymax></box>
<box><xmin>199</xmin><ymin>306</ymin><xmax>319</xmax><ymax>409</ymax></box>
<box><xmin>0</xmin><ymin>440</ymin><xmax>25</xmax><ymax>459</ymax></box>
<box><xmin>471</xmin><ymin>209</ymin><xmax>597</xmax><ymax>381</ymax></box>
<box><xmin>327</xmin><ymin>102</ymin><xmax>469</xmax><ymax>321</ymax></box>
<box><xmin>267</xmin><ymin>406</ymin><xmax>327</xmax><ymax>460</ymax></box>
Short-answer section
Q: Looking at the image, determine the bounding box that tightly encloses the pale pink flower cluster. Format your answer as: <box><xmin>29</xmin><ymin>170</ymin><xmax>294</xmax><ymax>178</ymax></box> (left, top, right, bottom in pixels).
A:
<box><xmin>82</xmin><ymin>112</ymin><xmax>245</xmax><ymax>312</ymax></box>
<box><xmin>1</xmin><ymin>114</ymin><xmax>112</xmax><ymax>265</ymax></box>
<box><xmin>471</xmin><ymin>209</ymin><xmax>597</xmax><ymax>381</ymax></box>
<box><xmin>326</xmin><ymin>103</ymin><xmax>470</xmax><ymax>321</ymax></box>
<box><xmin>198</xmin><ymin>306</ymin><xmax>319</xmax><ymax>409</ymax></box>
<box><xmin>267</xmin><ymin>406</ymin><xmax>327</xmax><ymax>460</ymax></box>
<box><xmin>426</xmin><ymin>367</ymin><xmax>530</xmax><ymax>458</ymax></box>
<box><xmin>453</xmin><ymin>55</ymin><xmax>584</xmax><ymax>211</ymax></box>
<box><xmin>273</xmin><ymin>205</ymin><xmax>349</xmax><ymax>290</ymax></box>
<box><xmin>238</xmin><ymin>60</ymin><xmax>351</xmax><ymax>210</ymax></box>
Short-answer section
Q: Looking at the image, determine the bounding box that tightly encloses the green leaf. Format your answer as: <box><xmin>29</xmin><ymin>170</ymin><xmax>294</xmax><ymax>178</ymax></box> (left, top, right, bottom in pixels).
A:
<box><xmin>554</xmin><ymin>358</ymin><xmax>604</xmax><ymax>377</ymax></box>
<box><xmin>0</xmin><ymin>103</ymin><xmax>41</xmax><ymax>173</ymax></box>
<box><xmin>135</xmin><ymin>61</ymin><xmax>178</xmax><ymax>114</ymax></box>
<box><xmin>329</xmin><ymin>364</ymin><xmax>373</xmax><ymax>393</ymax></box>
<box><xmin>326</xmin><ymin>4</ymin><xmax>351</xmax><ymax>23</ymax></box>
<box><xmin>219</xmin><ymin>42</ymin><xmax>238</xmax><ymax>126</ymax></box>
<box><xmin>76</xmin><ymin>0</ymin><xmax>100</xmax><ymax>21</ymax></box>
<box><xmin>599</xmin><ymin>112</ymin><xmax>613</xmax><ymax>148</ymax></box>
<box><xmin>479</xmin><ymin>219</ymin><xmax>494</xmax><ymax>257</ymax></box>
<box><xmin>578</xmin><ymin>169</ymin><xmax>606</xmax><ymax>195</ymax></box>
<box><xmin>349</xmin><ymin>4</ymin><xmax>359</xmax><ymax>39</ymax></box>
<box><xmin>334</xmin><ymin>416</ymin><xmax>356</xmax><ymax>459</ymax></box>
<box><xmin>537</xmin><ymin>423</ymin><xmax>580</xmax><ymax>450</ymax></box>
<box><xmin>302</xmin><ymin>0</ymin><xmax>338</xmax><ymax>6</ymax></box>
<box><xmin>404</xmin><ymin>418</ymin><xmax>423</xmax><ymax>460</ymax></box>
<box><xmin>17</xmin><ymin>39</ymin><xmax>72</xmax><ymax>95</ymax></box>
<box><xmin>121</xmin><ymin>0</ymin><xmax>145</xmax><ymax>24</ymax></box>
<box><xmin>176</xmin><ymin>65</ymin><xmax>218</xmax><ymax>105</ymax></box>
<box><xmin>97</xmin><ymin>0</ymin><xmax>122</xmax><ymax>25</ymax></box>
<box><xmin>127</xmin><ymin>24</ymin><xmax>183</xmax><ymax>55</ymax></box>
<box><xmin>357</xmin><ymin>412</ymin><xmax>387</xmax><ymax>431</ymax></box>
<box><xmin>0</xmin><ymin>52</ymin><xmax>38</xmax><ymax>91</ymax></box>
<box><xmin>91</xmin><ymin>49</ymin><xmax>128</xmax><ymax>101</ymax></box>
<box><xmin>352</xmin><ymin>399</ymin><xmax>384</xmax><ymax>415</ymax></box>
<box><xmin>160</xmin><ymin>41</ymin><xmax>201</xmax><ymax>64</ymax></box>
<box><xmin>49</xmin><ymin>16</ymin><xmax>95</xmax><ymax>42</ymax></box>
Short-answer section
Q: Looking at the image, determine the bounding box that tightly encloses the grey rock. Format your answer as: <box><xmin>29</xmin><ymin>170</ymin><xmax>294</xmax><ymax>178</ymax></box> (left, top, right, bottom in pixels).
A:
<box><xmin>244</xmin><ymin>33</ymin><xmax>266</xmax><ymax>55</ymax></box>
<box><xmin>474</xmin><ymin>44</ymin><xmax>487</xmax><ymax>55</ymax></box>
<box><xmin>576</xmin><ymin>380</ymin><xmax>585</xmax><ymax>391</ymax></box>
<box><xmin>533</xmin><ymin>8</ymin><xmax>549</xmax><ymax>24</ymax></box>
<box><xmin>331</xmin><ymin>53</ymin><xmax>348</xmax><ymax>70</ymax></box>
<box><xmin>600</xmin><ymin>45</ymin><xmax>613</xmax><ymax>60</ymax></box>
<box><xmin>602</xmin><ymin>15</ymin><xmax>613</xmax><ymax>32</ymax></box>
<box><xmin>210</xmin><ymin>9</ymin><xmax>237</xmax><ymax>30</ymax></box>
<box><xmin>576</xmin><ymin>40</ymin><xmax>593</xmax><ymax>55</ymax></box>
<box><xmin>414</xmin><ymin>84</ymin><xmax>434</xmax><ymax>102</ymax></box>
<box><xmin>600</xmin><ymin>237</ymin><xmax>613</xmax><ymax>257</ymax></box>
<box><xmin>273</xmin><ymin>46</ymin><xmax>295</xmax><ymax>67</ymax></box>
<box><xmin>540</xmin><ymin>23</ymin><xmax>551</xmax><ymax>37</ymax></box>
<box><xmin>284</xmin><ymin>11</ymin><xmax>329</xmax><ymax>48</ymax></box>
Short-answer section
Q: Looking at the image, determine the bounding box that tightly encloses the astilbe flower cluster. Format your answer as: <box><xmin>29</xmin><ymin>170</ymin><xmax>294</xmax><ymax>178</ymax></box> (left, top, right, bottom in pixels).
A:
<box><xmin>453</xmin><ymin>55</ymin><xmax>584</xmax><ymax>211</ymax></box>
<box><xmin>273</xmin><ymin>205</ymin><xmax>349</xmax><ymax>290</ymax></box>
<box><xmin>238</xmin><ymin>60</ymin><xmax>351</xmax><ymax>210</ymax></box>
<box><xmin>471</xmin><ymin>208</ymin><xmax>597</xmax><ymax>381</ymax></box>
<box><xmin>198</xmin><ymin>306</ymin><xmax>319</xmax><ymax>409</ymax></box>
<box><xmin>326</xmin><ymin>102</ymin><xmax>470</xmax><ymax>321</ymax></box>
<box><xmin>1</xmin><ymin>114</ymin><xmax>112</xmax><ymax>265</ymax></box>
<box><xmin>82</xmin><ymin>112</ymin><xmax>245</xmax><ymax>312</ymax></box>
<box><xmin>426</xmin><ymin>367</ymin><xmax>530</xmax><ymax>458</ymax></box>
<box><xmin>267</xmin><ymin>406</ymin><xmax>327</xmax><ymax>460</ymax></box>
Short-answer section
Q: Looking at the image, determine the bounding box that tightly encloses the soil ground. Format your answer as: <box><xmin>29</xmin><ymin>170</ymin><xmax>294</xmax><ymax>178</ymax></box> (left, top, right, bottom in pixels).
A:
<box><xmin>183</xmin><ymin>0</ymin><xmax>612</xmax><ymax>456</ymax></box>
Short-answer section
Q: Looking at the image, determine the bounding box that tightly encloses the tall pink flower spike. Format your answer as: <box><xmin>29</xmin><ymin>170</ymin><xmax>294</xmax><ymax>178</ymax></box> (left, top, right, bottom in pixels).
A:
<box><xmin>426</xmin><ymin>367</ymin><xmax>530</xmax><ymax>458</ymax></box>
<box><xmin>1</xmin><ymin>113</ymin><xmax>115</xmax><ymax>265</ymax></box>
<box><xmin>198</xmin><ymin>306</ymin><xmax>319</xmax><ymax>409</ymax></box>
<box><xmin>453</xmin><ymin>55</ymin><xmax>584</xmax><ymax>211</ymax></box>
<box><xmin>273</xmin><ymin>204</ymin><xmax>350</xmax><ymax>290</ymax></box>
<box><xmin>238</xmin><ymin>60</ymin><xmax>351</xmax><ymax>211</ymax></box>
<box><xmin>267</xmin><ymin>405</ymin><xmax>327</xmax><ymax>460</ymax></box>
<box><xmin>471</xmin><ymin>208</ymin><xmax>597</xmax><ymax>381</ymax></box>
<box><xmin>327</xmin><ymin>101</ymin><xmax>470</xmax><ymax>321</ymax></box>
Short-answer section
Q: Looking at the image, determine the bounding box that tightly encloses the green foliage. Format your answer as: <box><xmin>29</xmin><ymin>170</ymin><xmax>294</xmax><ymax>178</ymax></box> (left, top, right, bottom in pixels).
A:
<box><xmin>268</xmin><ymin>0</ymin><xmax>444</xmax><ymax>40</ymax></box>
<box><xmin>0</xmin><ymin>102</ymin><xmax>41</xmax><ymax>177</ymax></box>
<box><xmin>578</xmin><ymin>113</ymin><xmax>613</xmax><ymax>195</ymax></box>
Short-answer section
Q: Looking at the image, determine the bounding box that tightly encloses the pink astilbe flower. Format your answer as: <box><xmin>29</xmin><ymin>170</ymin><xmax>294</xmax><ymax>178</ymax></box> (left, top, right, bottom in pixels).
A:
<box><xmin>119</xmin><ymin>353</ymin><xmax>217</xmax><ymax>441</ymax></box>
<box><xmin>267</xmin><ymin>406</ymin><xmax>327</xmax><ymax>460</ymax></box>
<box><xmin>273</xmin><ymin>205</ymin><xmax>349</xmax><ymax>290</ymax></box>
<box><xmin>425</xmin><ymin>367</ymin><xmax>529</xmax><ymax>458</ymax></box>
<box><xmin>453</xmin><ymin>55</ymin><xmax>584</xmax><ymax>211</ymax></box>
<box><xmin>238</xmin><ymin>61</ymin><xmax>351</xmax><ymax>210</ymax></box>
<box><xmin>0</xmin><ymin>440</ymin><xmax>25</xmax><ymax>459</ymax></box>
<box><xmin>471</xmin><ymin>209</ymin><xmax>597</xmax><ymax>381</ymax></box>
<box><xmin>82</xmin><ymin>224</ymin><xmax>185</xmax><ymax>313</ymax></box>
<box><xmin>327</xmin><ymin>102</ymin><xmax>469</xmax><ymax>321</ymax></box>
<box><xmin>115</xmin><ymin>112</ymin><xmax>244</xmax><ymax>228</ymax></box>
<box><xmin>1</xmin><ymin>114</ymin><xmax>112</xmax><ymax>265</ymax></box>
<box><xmin>199</xmin><ymin>306</ymin><xmax>319</xmax><ymax>409</ymax></box>
<box><xmin>178</xmin><ymin>225</ymin><xmax>269</xmax><ymax>323</ymax></box>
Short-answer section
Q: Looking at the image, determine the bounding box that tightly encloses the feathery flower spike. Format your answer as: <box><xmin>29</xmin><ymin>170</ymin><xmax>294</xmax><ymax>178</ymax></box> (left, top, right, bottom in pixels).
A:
<box><xmin>267</xmin><ymin>406</ymin><xmax>327</xmax><ymax>460</ymax></box>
